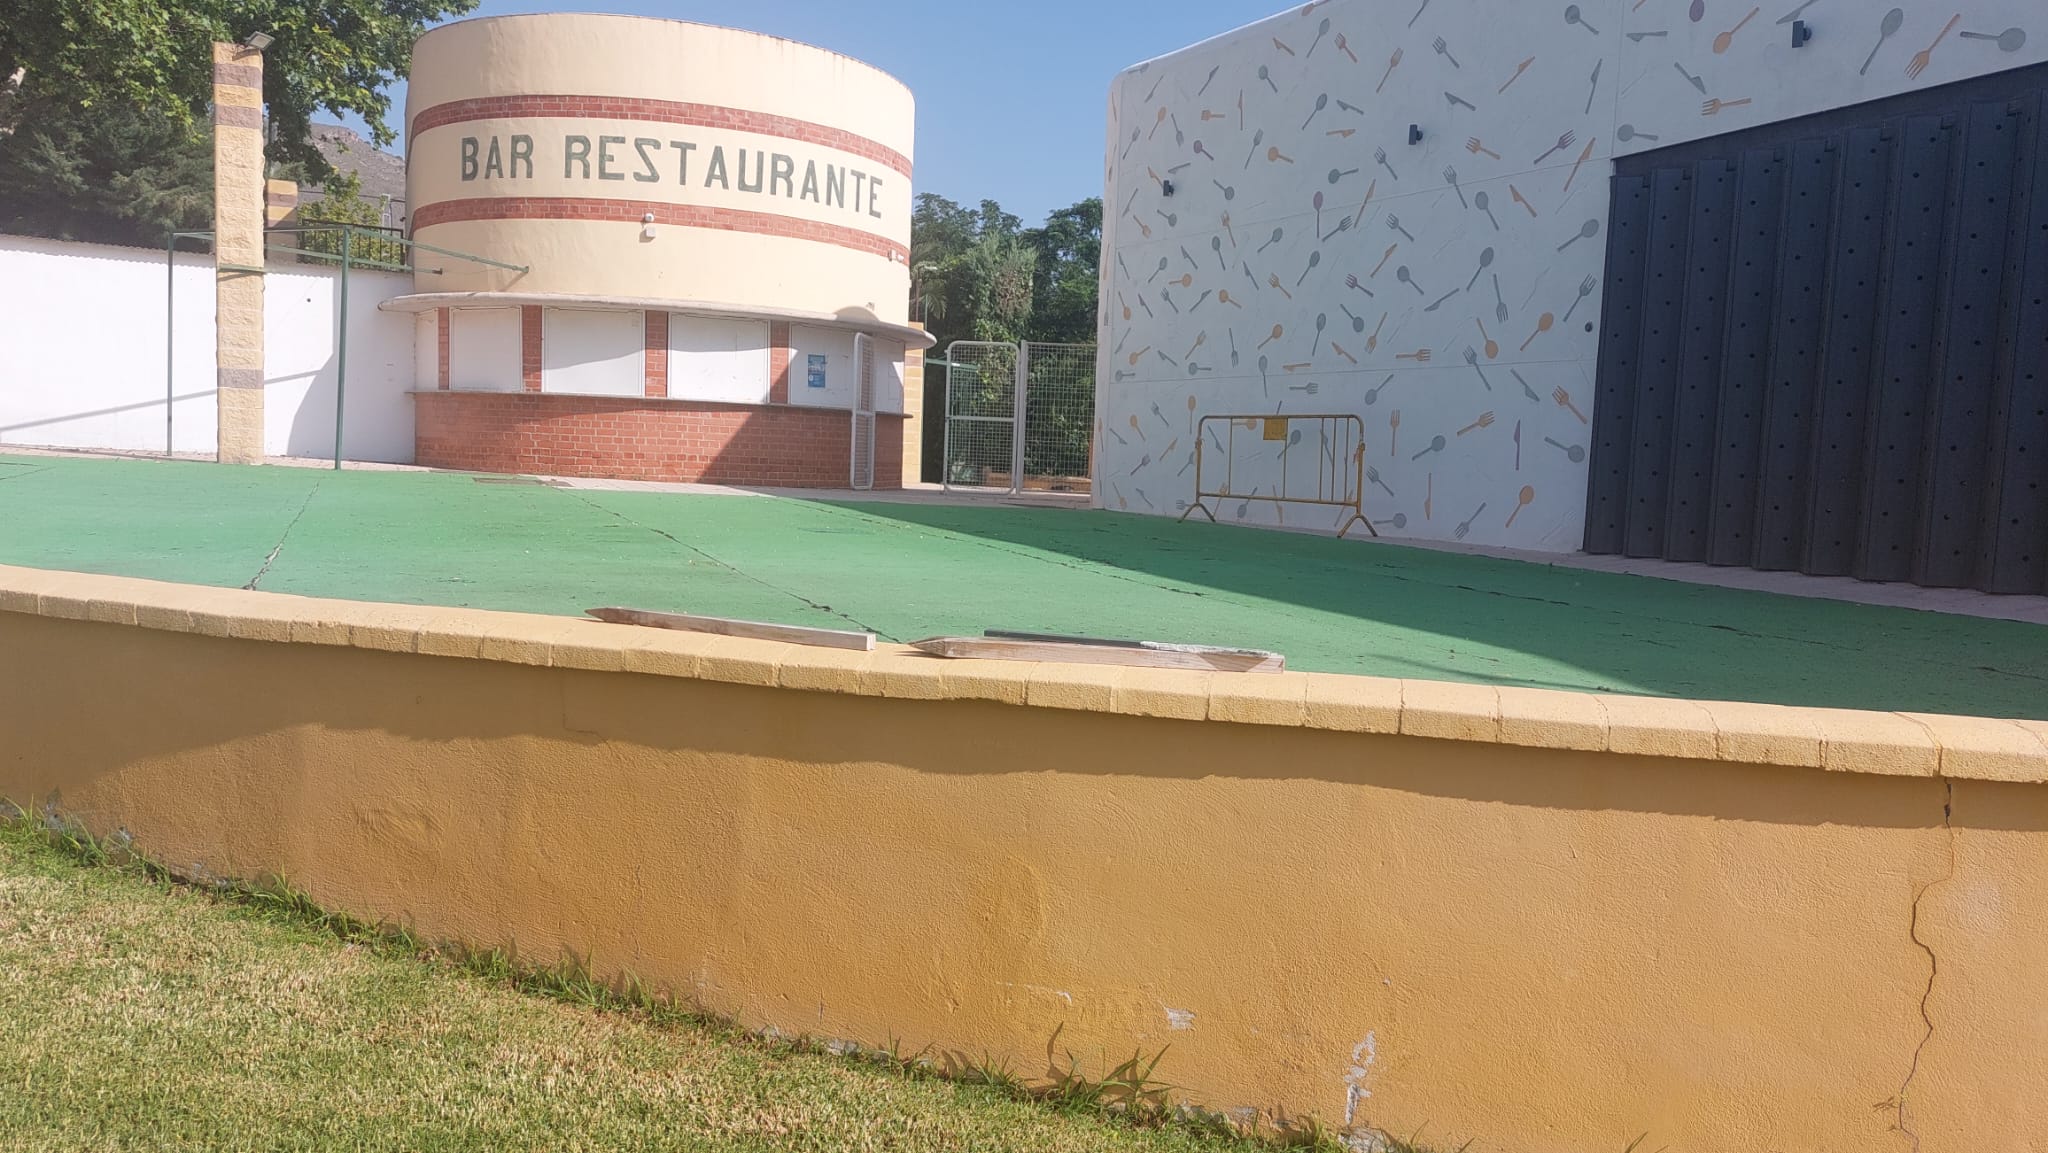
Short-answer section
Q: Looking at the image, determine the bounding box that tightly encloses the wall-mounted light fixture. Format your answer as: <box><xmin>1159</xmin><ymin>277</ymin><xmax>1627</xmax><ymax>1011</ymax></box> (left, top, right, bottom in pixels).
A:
<box><xmin>1162</xmin><ymin>179</ymin><xmax>1176</xmax><ymax>198</ymax></box>
<box><xmin>640</xmin><ymin>212</ymin><xmax>656</xmax><ymax>242</ymax></box>
<box><xmin>1792</xmin><ymin>19</ymin><xmax>1813</xmax><ymax>47</ymax></box>
<box><xmin>1408</xmin><ymin>124</ymin><xmax>1424</xmax><ymax>145</ymax></box>
<box><xmin>241</xmin><ymin>30</ymin><xmax>274</xmax><ymax>51</ymax></box>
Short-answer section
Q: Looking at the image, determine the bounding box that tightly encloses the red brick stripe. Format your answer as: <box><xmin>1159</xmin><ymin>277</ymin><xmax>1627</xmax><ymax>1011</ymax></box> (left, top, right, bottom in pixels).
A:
<box><xmin>213</xmin><ymin>62</ymin><xmax>262</xmax><ymax>88</ymax></box>
<box><xmin>411</xmin><ymin>197</ymin><xmax>900</xmax><ymax>261</ymax></box>
<box><xmin>644</xmin><ymin>311</ymin><xmax>669</xmax><ymax>399</ymax></box>
<box><xmin>520</xmin><ymin>306</ymin><xmax>543</xmax><ymax>392</ymax></box>
<box><xmin>409</xmin><ymin>95</ymin><xmax>911</xmax><ymax>179</ymax></box>
<box><xmin>437</xmin><ymin>308</ymin><xmax>451</xmax><ymax>390</ymax></box>
<box><xmin>213</xmin><ymin>104</ymin><xmax>263</xmax><ymax>129</ymax></box>
<box><xmin>768</xmin><ymin>322</ymin><xmax>792</xmax><ymax>404</ymax></box>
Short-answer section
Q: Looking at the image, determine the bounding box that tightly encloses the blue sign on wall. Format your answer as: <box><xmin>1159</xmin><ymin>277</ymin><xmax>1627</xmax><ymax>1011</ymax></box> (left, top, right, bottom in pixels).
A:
<box><xmin>806</xmin><ymin>354</ymin><xmax>827</xmax><ymax>389</ymax></box>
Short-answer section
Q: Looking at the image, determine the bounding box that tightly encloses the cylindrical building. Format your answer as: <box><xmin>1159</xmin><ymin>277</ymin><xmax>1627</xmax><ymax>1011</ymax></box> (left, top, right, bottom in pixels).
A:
<box><xmin>387</xmin><ymin>14</ymin><xmax>927</xmax><ymax>487</ymax></box>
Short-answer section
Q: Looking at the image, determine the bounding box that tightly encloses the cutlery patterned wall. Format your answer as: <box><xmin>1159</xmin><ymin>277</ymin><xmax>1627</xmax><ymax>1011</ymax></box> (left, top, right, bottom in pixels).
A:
<box><xmin>1097</xmin><ymin>0</ymin><xmax>2044</xmax><ymax>549</ymax></box>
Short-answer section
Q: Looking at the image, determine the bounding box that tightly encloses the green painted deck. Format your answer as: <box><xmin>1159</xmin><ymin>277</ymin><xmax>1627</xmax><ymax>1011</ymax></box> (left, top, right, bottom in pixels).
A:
<box><xmin>2</xmin><ymin>453</ymin><xmax>2043</xmax><ymax>718</ymax></box>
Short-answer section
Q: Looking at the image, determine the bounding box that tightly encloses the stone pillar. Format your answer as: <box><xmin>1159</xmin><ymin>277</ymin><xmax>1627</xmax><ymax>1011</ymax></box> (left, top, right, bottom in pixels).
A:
<box><xmin>212</xmin><ymin>41</ymin><xmax>266</xmax><ymax>464</ymax></box>
<box><xmin>263</xmin><ymin>178</ymin><xmax>299</xmax><ymax>226</ymax></box>
<box><xmin>900</xmin><ymin>324</ymin><xmax>926</xmax><ymax>487</ymax></box>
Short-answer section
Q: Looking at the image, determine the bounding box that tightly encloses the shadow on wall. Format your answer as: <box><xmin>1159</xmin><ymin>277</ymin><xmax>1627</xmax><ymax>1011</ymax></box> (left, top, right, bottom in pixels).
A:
<box><xmin>813</xmin><ymin>498</ymin><xmax>2048</xmax><ymax>716</ymax></box>
<box><xmin>267</xmin><ymin>273</ymin><xmax>418</xmax><ymax>464</ymax></box>
<box><xmin>0</xmin><ymin>392</ymin><xmax>216</xmax><ymax>441</ymax></box>
<box><xmin>6</xmin><ymin>612</ymin><xmax>2026</xmax><ymax>830</ymax></box>
<box><xmin>278</xmin><ymin>354</ymin><xmax>342</xmax><ymax>461</ymax></box>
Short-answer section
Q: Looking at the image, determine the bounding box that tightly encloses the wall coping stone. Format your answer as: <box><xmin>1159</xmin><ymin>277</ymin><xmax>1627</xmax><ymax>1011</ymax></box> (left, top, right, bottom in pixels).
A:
<box><xmin>3</xmin><ymin>563</ymin><xmax>2041</xmax><ymax>784</ymax></box>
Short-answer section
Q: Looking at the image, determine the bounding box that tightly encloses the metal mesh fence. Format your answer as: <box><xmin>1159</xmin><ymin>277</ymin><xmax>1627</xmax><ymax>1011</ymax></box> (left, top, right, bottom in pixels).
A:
<box><xmin>1019</xmin><ymin>343</ymin><xmax>1096</xmax><ymax>494</ymax></box>
<box><xmin>943</xmin><ymin>342</ymin><xmax>1020</xmax><ymax>490</ymax></box>
<box><xmin>943</xmin><ymin>341</ymin><xmax>1097</xmax><ymax>493</ymax></box>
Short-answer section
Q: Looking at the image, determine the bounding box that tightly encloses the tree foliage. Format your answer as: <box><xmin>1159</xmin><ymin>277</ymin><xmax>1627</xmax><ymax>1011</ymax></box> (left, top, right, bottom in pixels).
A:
<box><xmin>0</xmin><ymin>97</ymin><xmax>212</xmax><ymax>247</ymax></box>
<box><xmin>297</xmin><ymin>172</ymin><xmax>408</xmax><ymax>266</ymax></box>
<box><xmin>911</xmin><ymin>193</ymin><xmax>1102</xmax><ymax>353</ymax></box>
<box><xmin>912</xmin><ymin>194</ymin><xmax>1103</xmax><ymax>485</ymax></box>
<box><xmin>1021</xmin><ymin>198</ymin><xmax>1102</xmax><ymax>345</ymax></box>
<box><xmin>0</xmin><ymin>0</ymin><xmax>475</xmax><ymax>182</ymax></box>
<box><xmin>911</xmin><ymin>196</ymin><xmax>1035</xmax><ymax>349</ymax></box>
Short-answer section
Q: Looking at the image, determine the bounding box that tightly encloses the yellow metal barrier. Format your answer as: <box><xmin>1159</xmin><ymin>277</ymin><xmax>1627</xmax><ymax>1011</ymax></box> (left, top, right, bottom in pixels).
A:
<box><xmin>1180</xmin><ymin>413</ymin><xmax>1377</xmax><ymax>539</ymax></box>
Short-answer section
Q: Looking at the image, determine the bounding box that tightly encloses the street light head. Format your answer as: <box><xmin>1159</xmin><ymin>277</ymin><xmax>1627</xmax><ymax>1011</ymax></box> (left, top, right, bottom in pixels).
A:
<box><xmin>241</xmin><ymin>31</ymin><xmax>274</xmax><ymax>51</ymax></box>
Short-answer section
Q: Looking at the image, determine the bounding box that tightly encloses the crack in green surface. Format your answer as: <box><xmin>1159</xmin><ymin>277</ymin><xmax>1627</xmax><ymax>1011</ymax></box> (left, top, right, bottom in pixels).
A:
<box><xmin>559</xmin><ymin>488</ymin><xmax>901</xmax><ymax>642</ymax></box>
<box><xmin>2</xmin><ymin>453</ymin><xmax>2044</xmax><ymax>718</ymax></box>
<box><xmin>244</xmin><ymin>480</ymin><xmax>323</xmax><ymax>590</ymax></box>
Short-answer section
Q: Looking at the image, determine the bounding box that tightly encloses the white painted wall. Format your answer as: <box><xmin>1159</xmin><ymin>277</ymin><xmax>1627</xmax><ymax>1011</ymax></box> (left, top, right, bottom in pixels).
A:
<box><xmin>263</xmin><ymin>262</ymin><xmax>419</xmax><ymax>463</ymax></box>
<box><xmin>1101</xmin><ymin>0</ymin><xmax>2045</xmax><ymax>550</ymax></box>
<box><xmin>447</xmin><ymin>307</ymin><xmax>523</xmax><ymax>392</ymax></box>
<box><xmin>669</xmin><ymin>313</ymin><xmax>772</xmax><ymax>404</ymax></box>
<box><xmin>0</xmin><ymin>233</ymin><xmax>417</xmax><ymax>462</ymax></box>
<box><xmin>542</xmin><ymin>308</ymin><xmax>643</xmax><ymax>397</ymax></box>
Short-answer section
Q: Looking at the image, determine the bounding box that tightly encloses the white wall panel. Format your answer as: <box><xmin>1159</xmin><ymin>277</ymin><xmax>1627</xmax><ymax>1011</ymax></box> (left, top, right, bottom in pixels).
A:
<box><xmin>874</xmin><ymin>338</ymin><xmax>906</xmax><ymax>413</ymax></box>
<box><xmin>668</xmin><ymin>314</ymin><xmax>771</xmax><ymax>404</ymax></box>
<box><xmin>415</xmin><ymin>312</ymin><xmax>439</xmax><ymax>391</ymax></box>
<box><xmin>543</xmin><ymin>308</ymin><xmax>643</xmax><ymax>397</ymax></box>
<box><xmin>448</xmin><ymin>307</ymin><xmax>524</xmax><ymax>393</ymax></box>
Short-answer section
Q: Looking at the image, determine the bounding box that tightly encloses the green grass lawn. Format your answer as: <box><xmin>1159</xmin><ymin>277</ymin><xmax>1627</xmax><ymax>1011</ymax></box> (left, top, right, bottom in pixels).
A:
<box><xmin>0</xmin><ymin>817</ymin><xmax>1315</xmax><ymax>1153</ymax></box>
<box><xmin>2</xmin><ymin>452</ymin><xmax>2045</xmax><ymax>716</ymax></box>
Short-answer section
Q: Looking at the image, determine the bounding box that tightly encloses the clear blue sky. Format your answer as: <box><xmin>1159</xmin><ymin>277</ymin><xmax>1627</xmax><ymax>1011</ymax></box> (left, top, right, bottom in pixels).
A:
<box><xmin>342</xmin><ymin>0</ymin><xmax>1278</xmax><ymax>226</ymax></box>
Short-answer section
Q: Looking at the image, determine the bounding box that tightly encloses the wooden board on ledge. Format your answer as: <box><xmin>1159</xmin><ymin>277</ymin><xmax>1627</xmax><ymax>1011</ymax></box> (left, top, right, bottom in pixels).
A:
<box><xmin>587</xmin><ymin>607</ymin><xmax>875</xmax><ymax>651</ymax></box>
<box><xmin>909</xmin><ymin>631</ymin><xmax>1284</xmax><ymax>673</ymax></box>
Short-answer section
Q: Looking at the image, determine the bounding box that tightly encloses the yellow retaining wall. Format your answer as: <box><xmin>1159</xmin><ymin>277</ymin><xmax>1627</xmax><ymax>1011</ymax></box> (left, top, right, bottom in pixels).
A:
<box><xmin>2</xmin><ymin>563</ymin><xmax>2044</xmax><ymax>1152</ymax></box>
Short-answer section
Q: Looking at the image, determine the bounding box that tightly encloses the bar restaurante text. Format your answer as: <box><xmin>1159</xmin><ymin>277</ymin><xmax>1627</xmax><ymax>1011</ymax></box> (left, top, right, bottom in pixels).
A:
<box><xmin>459</xmin><ymin>134</ymin><xmax>890</xmax><ymax>220</ymax></box>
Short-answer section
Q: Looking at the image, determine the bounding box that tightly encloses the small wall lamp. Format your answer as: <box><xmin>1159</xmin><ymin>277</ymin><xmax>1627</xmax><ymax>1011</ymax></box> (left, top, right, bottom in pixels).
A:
<box><xmin>1792</xmin><ymin>20</ymin><xmax>1813</xmax><ymax>47</ymax></box>
<box><xmin>640</xmin><ymin>212</ymin><xmax>656</xmax><ymax>242</ymax></box>
<box><xmin>1408</xmin><ymin>124</ymin><xmax>1424</xmax><ymax>145</ymax></box>
<box><xmin>241</xmin><ymin>30</ymin><xmax>274</xmax><ymax>51</ymax></box>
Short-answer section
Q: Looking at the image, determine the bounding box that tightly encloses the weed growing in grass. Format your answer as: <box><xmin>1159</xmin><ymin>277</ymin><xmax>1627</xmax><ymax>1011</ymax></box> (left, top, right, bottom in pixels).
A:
<box><xmin>1040</xmin><ymin>1023</ymin><xmax>1178</xmax><ymax>1121</ymax></box>
<box><xmin>877</xmin><ymin>1034</ymin><xmax>940</xmax><ymax>1080</ymax></box>
<box><xmin>960</xmin><ymin>1053</ymin><xmax>1031</xmax><ymax>1097</ymax></box>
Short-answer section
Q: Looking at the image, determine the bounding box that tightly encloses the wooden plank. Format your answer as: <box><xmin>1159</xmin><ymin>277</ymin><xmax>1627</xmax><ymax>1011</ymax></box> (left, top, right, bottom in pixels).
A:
<box><xmin>910</xmin><ymin>635</ymin><xmax>1285</xmax><ymax>674</ymax></box>
<box><xmin>586</xmin><ymin>607</ymin><xmax>875</xmax><ymax>651</ymax></box>
<box><xmin>985</xmin><ymin>629</ymin><xmax>1151</xmax><ymax>648</ymax></box>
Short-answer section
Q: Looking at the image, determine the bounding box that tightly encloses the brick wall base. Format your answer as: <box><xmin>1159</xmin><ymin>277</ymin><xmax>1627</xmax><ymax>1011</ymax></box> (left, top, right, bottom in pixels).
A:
<box><xmin>416</xmin><ymin>392</ymin><xmax>905</xmax><ymax>489</ymax></box>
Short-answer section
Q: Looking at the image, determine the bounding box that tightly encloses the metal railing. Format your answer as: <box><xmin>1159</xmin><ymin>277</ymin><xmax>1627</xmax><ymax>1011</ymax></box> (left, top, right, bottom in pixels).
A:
<box><xmin>1180</xmin><ymin>413</ymin><xmax>1377</xmax><ymax>539</ymax></box>
<box><xmin>165</xmin><ymin>224</ymin><xmax>527</xmax><ymax>469</ymax></box>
